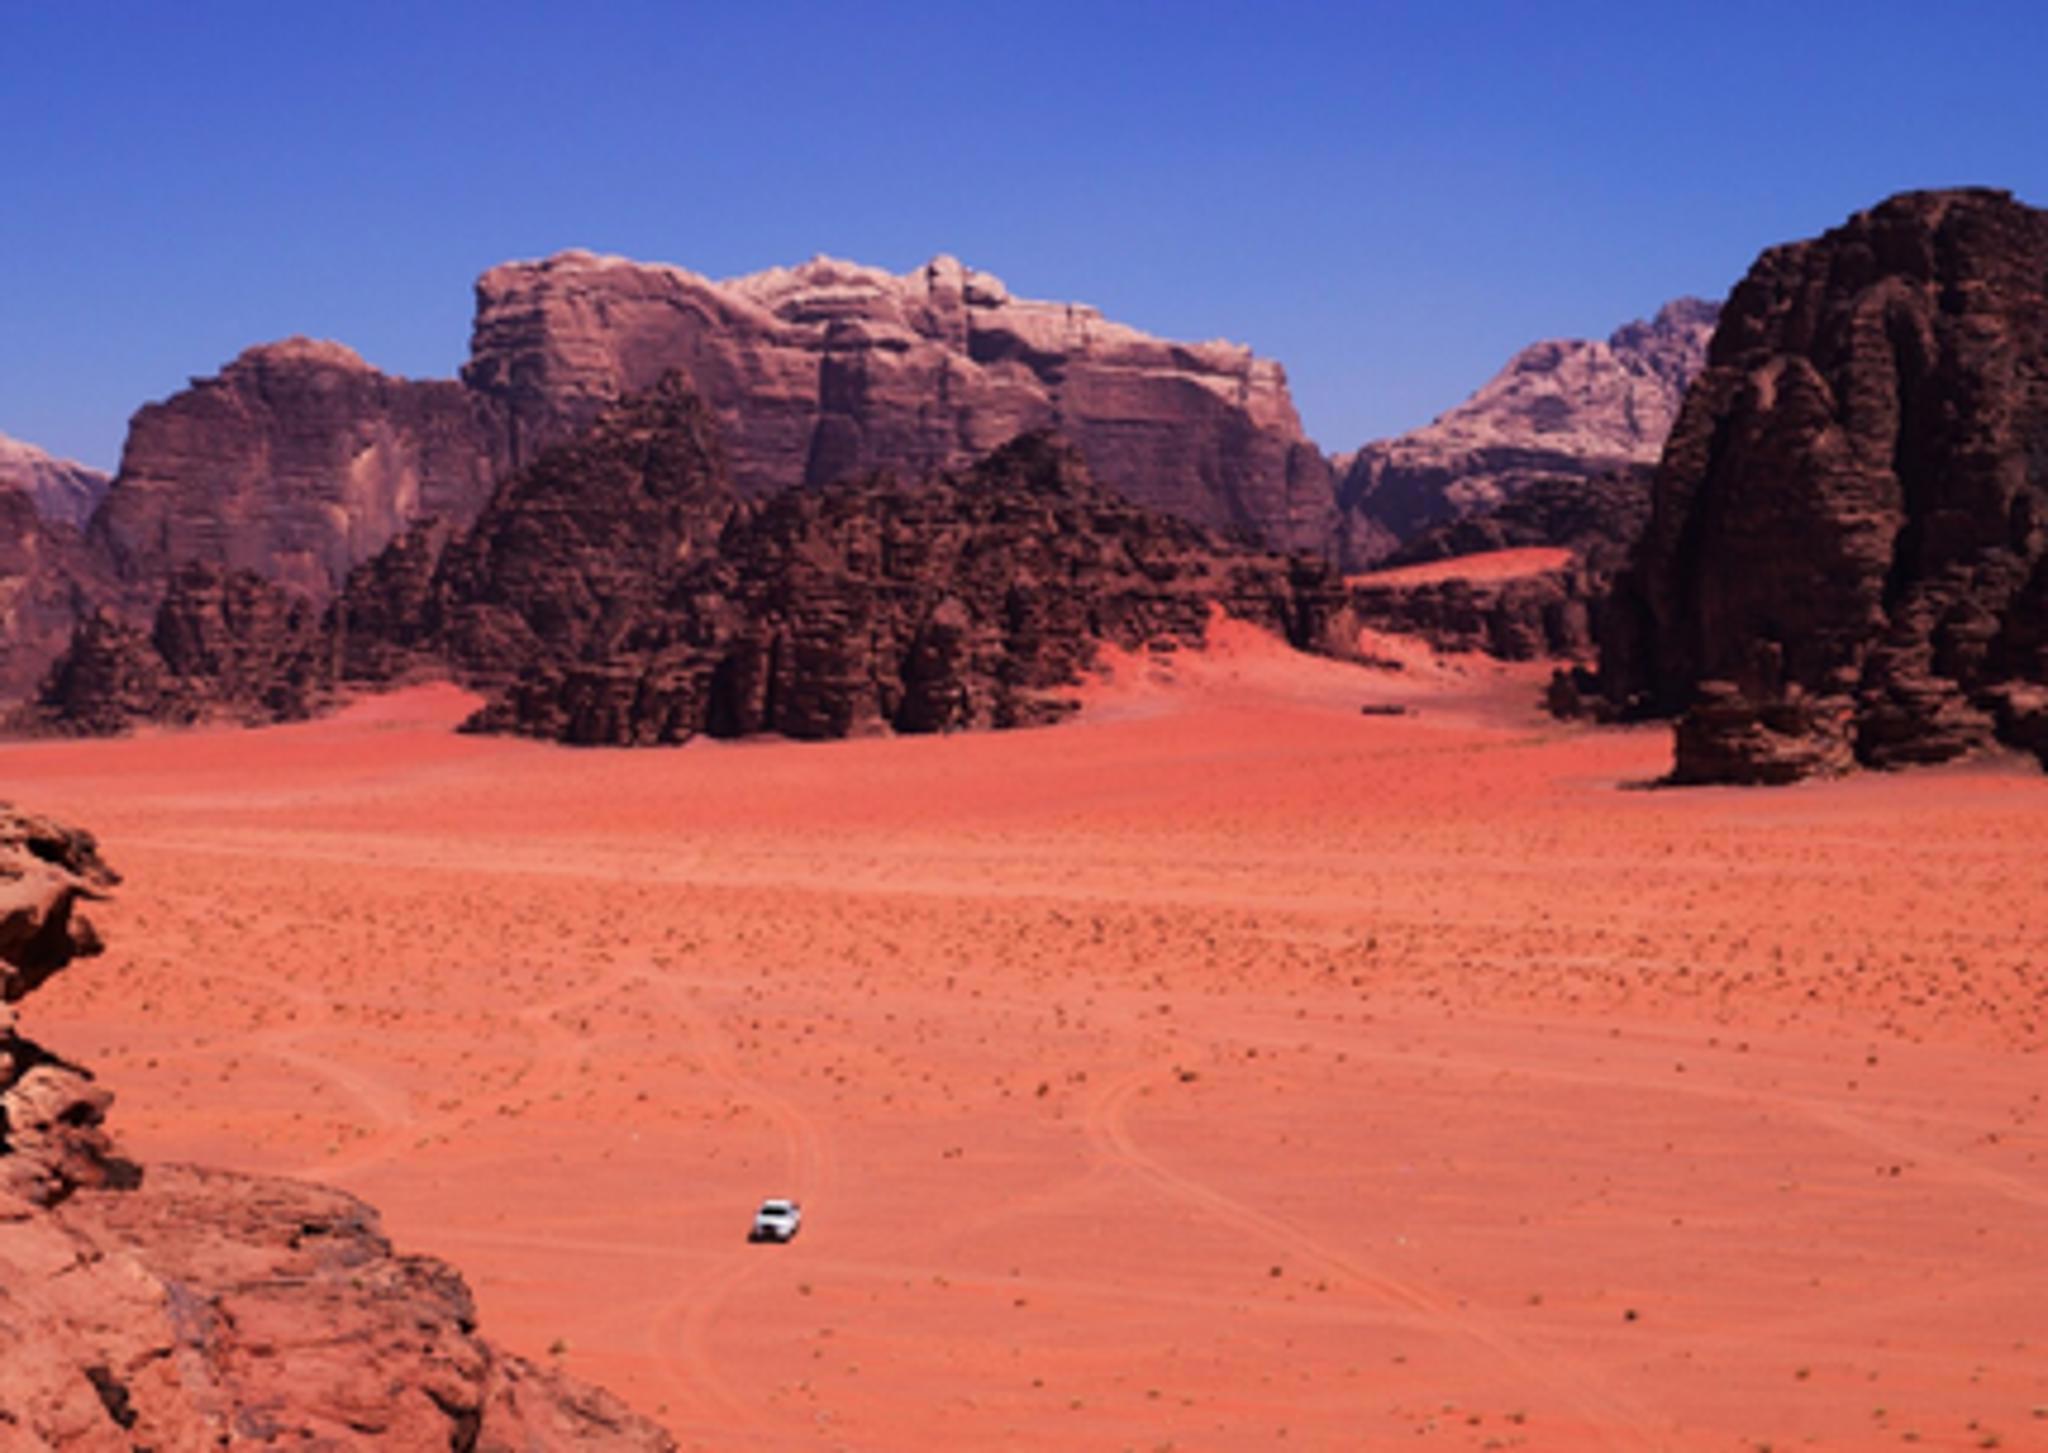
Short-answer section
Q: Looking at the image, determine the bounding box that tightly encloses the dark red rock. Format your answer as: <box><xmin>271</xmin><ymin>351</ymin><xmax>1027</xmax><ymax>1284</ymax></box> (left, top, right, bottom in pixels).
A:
<box><xmin>1597</xmin><ymin>189</ymin><xmax>2048</xmax><ymax>780</ymax></box>
<box><xmin>23</xmin><ymin>562</ymin><xmax>330</xmax><ymax>735</ymax></box>
<box><xmin>0</xmin><ymin>486</ymin><xmax>114</xmax><ymax>702</ymax></box>
<box><xmin>1346</xmin><ymin>470</ymin><xmax>1652</xmax><ymax>663</ymax></box>
<box><xmin>460</xmin><ymin>419</ymin><xmax>1356</xmax><ymax>746</ymax></box>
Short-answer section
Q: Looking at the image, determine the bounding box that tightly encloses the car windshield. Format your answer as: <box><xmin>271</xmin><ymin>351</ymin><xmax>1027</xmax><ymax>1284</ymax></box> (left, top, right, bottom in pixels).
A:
<box><xmin>759</xmin><ymin>1202</ymin><xmax>792</xmax><ymax>1214</ymax></box>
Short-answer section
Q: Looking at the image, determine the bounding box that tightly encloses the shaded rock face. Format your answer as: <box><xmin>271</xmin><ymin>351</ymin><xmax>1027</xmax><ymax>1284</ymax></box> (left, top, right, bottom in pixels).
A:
<box><xmin>0</xmin><ymin>432</ymin><xmax>110</xmax><ymax>531</ymax></box>
<box><xmin>21</xmin><ymin>562</ymin><xmax>329</xmax><ymax>736</ymax></box>
<box><xmin>0</xmin><ymin>806</ymin><xmax>676</xmax><ymax>1449</ymax></box>
<box><xmin>1335</xmin><ymin>299</ymin><xmax>1716</xmax><ymax>565</ymax></box>
<box><xmin>40</xmin><ymin>381</ymin><xmax>1362</xmax><ymax>744</ymax></box>
<box><xmin>466</xmin><ymin>428</ymin><xmax>1353</xmax><ymax>746</ymax></box>
<box><xmin>1346</xmin><ymin>562</ymin><xmax>1600</xmax><ymax>663</ymax></box>
<box><xmin>0</xmin><ymin>487</ymin><xmax>114</xmax><ymax>703</ymax></box>
<box><xmin>1597</xmin><ymin>189</ymin><xmax>2048</xmax><ymax>781</ymax></box>
<box><xmin>421</xmin><ymin>375</ymin><xmax>744</xmax><ymax>685</ymax></box>
<box><xmin>464</xmin><ymin>250</ymin><xmax>1338</xmax><ymax>552</ymax></box>
<box><xmin>1348</xmin><ymin>471</ymin><xmax>1652</xmax><ymax>664</ymax></box>
<box><xmin>89</xmin><ymin>338</ymin><xmax>507</xmax><ymax>603</ymax></box>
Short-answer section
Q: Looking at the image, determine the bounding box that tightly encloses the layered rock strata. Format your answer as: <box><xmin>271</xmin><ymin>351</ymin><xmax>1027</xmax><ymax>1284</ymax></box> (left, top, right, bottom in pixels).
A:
<box><xmin>88</xmin><ymin>338</ymin><xmax>507</xmax><ymax>603</ymax></box>
<box><xmin>0</xmin><ymin>804</ymin><xmax>676</xmax><ymax>1449</ymax></box>
<box><xmin>1334</xmin><ymin>299</ymin><xmax>1716</xmax><ymax>565</ymax></box>
<box><xmin>464</xmin><ymin>250</ymin><xmax>1339</xmax><ymax>553</ymax></box>
<box><xmin>1594</xmin><ymin>189</ymin><xmax>2048</xmax><ymax>781</ymax></box>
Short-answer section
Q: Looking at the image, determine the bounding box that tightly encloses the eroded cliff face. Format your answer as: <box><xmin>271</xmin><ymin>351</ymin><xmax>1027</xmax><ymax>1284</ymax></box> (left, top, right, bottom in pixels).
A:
<box><xmin>1595</xmin><ymin>189</ymin><xmax>2048</xmax><ymax>782</ymax></box>
<box><xmin>0</xmin><ymin>804</ymin><xmax>676</xmax><ymax>1449</ymax></box>
<box><xmin>463</xmin><ymin>250</ymin><xmax>1338</xmax><ymax>552</ymax></box>
<box><xmin>345</xmin><ymin>377</ymin><xmax>1353</xmax><ymax>746</ymax></box>
<box><xmin>0</xmin><ymin>487</ymin><xmax>113</xmax><ymax>702</ymax></box>
<box><xmin>1334</xmin><ymin>299</ymin><xmax>1716</xmax><ymax>565</ymax></box>
<box><xmin>88</xmin><ymin>338</ymin><xmax>507</xmax><ymax>604</ymax></box>
<box><xmin>460</xmin><ymin>423</ymin><xmax>1355</xmax><ymax>747</ymax></box>
<box><xmin>20</xmin><ymin>562</ymin><xmax>331</xmax><ymax>735</ymax></box>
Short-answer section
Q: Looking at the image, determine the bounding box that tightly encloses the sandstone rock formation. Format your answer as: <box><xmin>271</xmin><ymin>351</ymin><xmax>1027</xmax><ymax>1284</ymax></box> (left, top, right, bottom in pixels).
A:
<box><xmin>1335</xmin><ymin>299</ymin><xmax>1716</xmax><ymax>565</ymax></box>
<box><xmin>1344</xmin><ymin>471</ymin><xmax>1651</xmax><ymax>663</ymax></box>
<box><xmin>41</xmin><ymin>380</ymin><xmax>1363</xmax><ymax>744</ymax></box>
<box><xmin>464</xmin><ymin>424</ymin><xmax>1354</xmax><ymax>746</ymax></box>
<box><xmin>0</xmin><ymin>432</ymin><xmax>110</xmax><ymax>530</ymax></box>
<box><xmin>20</xmin><ymin>562</ymin><xmax>330</xmax><ymax>735</ymax></box>
<box><xmin>463</xmin><ymin>249</ymin><xmax>1338</xmax><ymax>552</ymax></box>
<box><xmin>1594</xmin><ymin>189</ymin><xmax>2048</xmax><ymax>783</ymax></box>
<box><xmin>0</xmin><ymin>486</ymin><xmax>113</xmax><ymax>702</ymax></box>
<box><xmin>0</xmin><ymin>804</ymin><xmax>676</xmax><ymax>1448</ymax></box>
<box><xmin>78</xmin><ymin>250</ymin><xmax>1336</xmax><ymax>657</ymax></box>
<box><xmin>88</xmin><ymin>338</ymin><xmax>506</xmax><ymax>603</ymax></box>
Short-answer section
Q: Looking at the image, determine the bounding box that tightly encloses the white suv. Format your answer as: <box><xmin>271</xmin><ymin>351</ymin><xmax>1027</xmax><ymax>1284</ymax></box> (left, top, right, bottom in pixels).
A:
<box><xmin>749</xmin><ymin>1198</ymin><xmax>802</xmax><ymax>1243</ymax></box>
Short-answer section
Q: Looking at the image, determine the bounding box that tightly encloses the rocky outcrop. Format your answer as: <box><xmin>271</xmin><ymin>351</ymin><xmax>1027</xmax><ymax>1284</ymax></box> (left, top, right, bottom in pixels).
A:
<box><xmin>1595</xmin><ymin>189</ymin><xmax>2048</xmax><ymax>781</ymax></box>
<box><xmin>1345</xmin><ymin>553</ymin><xmax>1600</xmax><ymax>662</ymax></box>
<box><xmin>0</xmin><ymin>487</ymin><xmax>113</xmax><ymax>703</ymax></box>
<box><xmin>0</xmin><ymin>433</ymin><xmax>110</xmax><ymax>531</ymax></box>
<box><xmin>1343</xmin><ymin>470</ymin><xmax>1652</xmax><ymax>663</ymax></box>
<box><xmin>76</xmin><ymin>250</ymin><xmax>1336</xmax><ymax>658</ymax></box>
<box><xmin>1335</xmin><ymin>299</ymin><xmax>1716</xmax><ymax>565</ymax></box>
<box><xmin>0</xmin><ymin>805</ymin><xmax>676</xmax><ymax>1448</ymax></box>
<box><xmin>88</xmin><ymin>339</ymin><xmax>506</xmax><ymax>603</ymax></box>
<box><xmin>424</xmin><ymin>376</ymin><xmax>744</xmax><ymax>685</ymax></box>
<box><xmin>465</xmin><ymin>426</ymin><xmax>1353</xmax><ymax>746</ymax></box>
<box><xmin>464</xmin><ymin>249</ymin><xmax>1338</xmax><ymax>552</ymax></box>
<box><xmin>20</xmin><ymin>562</ymin><xmax>330</xmax><ymax>735</ymax></box>
<box><xmin>44</xmin><ymin>380</ymin><xmax>1361</xmax><ymax>744</ymax></box>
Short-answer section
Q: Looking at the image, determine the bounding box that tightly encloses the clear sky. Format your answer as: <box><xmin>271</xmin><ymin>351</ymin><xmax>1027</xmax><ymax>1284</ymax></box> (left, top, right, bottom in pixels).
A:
<box><xmin>5</xmin><ymin>1</ymin><xmax>2046</xmax><ymax>470</ymax></box>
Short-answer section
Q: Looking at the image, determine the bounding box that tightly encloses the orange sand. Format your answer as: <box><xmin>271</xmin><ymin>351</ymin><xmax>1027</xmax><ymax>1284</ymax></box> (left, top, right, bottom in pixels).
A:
<box><xmin>1345</xmin><ymin>546</ymin><xmax>1574</xmax><ymax>588</ymax></box>
<box><xmin>7</xmin><ymin>635</ymin><xmax>2046</xmax><ymax>1452</ymax></box>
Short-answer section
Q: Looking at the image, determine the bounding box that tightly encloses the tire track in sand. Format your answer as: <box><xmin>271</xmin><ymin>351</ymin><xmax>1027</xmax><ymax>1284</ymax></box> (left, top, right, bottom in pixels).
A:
<box><xmin>641</xmin><ymin>972</ymin><xmax>833</xmax><ymax>1440</ymax></box>
<box><xmin>1083</xmin><ymin>1064</ymin><xmax>1664</xmax><ymax>1449</ymax></box>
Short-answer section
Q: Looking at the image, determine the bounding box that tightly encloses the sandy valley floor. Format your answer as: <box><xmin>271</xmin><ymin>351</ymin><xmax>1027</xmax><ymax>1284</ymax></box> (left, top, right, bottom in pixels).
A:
<box><xmin>7</xmin><ymin>630</ymin><xmax>2046</xmax><ymax>1451</ymax></box>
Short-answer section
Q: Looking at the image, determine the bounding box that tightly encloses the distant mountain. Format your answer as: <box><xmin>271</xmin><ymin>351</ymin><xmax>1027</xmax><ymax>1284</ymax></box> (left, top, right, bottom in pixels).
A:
<box><xmin>1333</xmin><ymin>298</ymin><xmax>1718</xmax><ymax>564</ymax></box>
<box><xmin>0</xmin><ymin>432</ymin><xmax>109</xmax><ymax>530</ymax></box>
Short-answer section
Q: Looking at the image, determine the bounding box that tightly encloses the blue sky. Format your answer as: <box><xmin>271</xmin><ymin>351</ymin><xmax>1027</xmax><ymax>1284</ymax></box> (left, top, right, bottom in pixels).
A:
<box><xmin>5</xmin><ymin>1</ymin><xmax>2045</xmax><ymax>469</ymax></box>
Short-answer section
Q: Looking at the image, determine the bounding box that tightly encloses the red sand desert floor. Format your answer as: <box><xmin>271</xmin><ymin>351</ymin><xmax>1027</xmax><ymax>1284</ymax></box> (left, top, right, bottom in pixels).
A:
<box><xmin>6</xmin><ymin>632</ymin><xmax>2046</xmax><ymax>1451</ymax></box>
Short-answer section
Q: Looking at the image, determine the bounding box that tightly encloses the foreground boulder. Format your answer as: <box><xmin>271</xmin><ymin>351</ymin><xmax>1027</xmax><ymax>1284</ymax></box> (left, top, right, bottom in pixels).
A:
<box><xmin>0</xmin><ymin>805</ymin><xmax>676</xmax><ymax>1447</ymax></box>
<box><xmin>1596</xmin><ymin>188</ymin><xmax>2048</xmax><ymax>781</ymax></box>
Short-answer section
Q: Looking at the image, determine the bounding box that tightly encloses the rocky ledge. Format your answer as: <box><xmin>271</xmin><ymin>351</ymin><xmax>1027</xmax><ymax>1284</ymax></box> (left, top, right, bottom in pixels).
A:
<box><xmin>0</xmin><ymin>804</ymin><xmax>675</xmax><ymax>1448</ymax></box>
